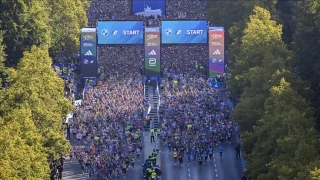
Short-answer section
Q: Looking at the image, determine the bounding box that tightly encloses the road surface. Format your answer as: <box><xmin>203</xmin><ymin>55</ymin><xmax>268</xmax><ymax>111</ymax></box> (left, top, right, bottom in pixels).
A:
<box><xmin>160</xmin><ymin>136</ymin><xmax>243</xmax><ymax>180</ymax></box>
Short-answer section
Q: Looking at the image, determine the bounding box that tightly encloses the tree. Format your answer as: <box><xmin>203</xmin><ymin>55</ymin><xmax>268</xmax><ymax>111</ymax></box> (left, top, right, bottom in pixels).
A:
<box><xmin>0</xmin><ymin>0</ymin><xmax>52</xmax><ymax>66</ymax></box>
<box><xmin>291</xmin><ymin>0</ymin><xmax>320</xmax><ymax>129</ymax></box>
<box><xmin>80</xmin><ymin>0</ymin><xmax>92</xmax><ymax>10</ymax></box>
<box><xmin>0</xmin><ymin>30</ymin><xmax>5</xmax><ymax>72</ymax></box>
<box><xmin>46</xmin><ymin>0</ymin><xmax>88</xmax><ymax>58</ymax></box>
<box><xmin>311</xmin><ymin>167</ymin><xmax>320</xmax><ymax>179</ymax></box>
<box><xmin>0</xmin><ymin>107</ymin><xmax>49</xmax><ymax>180</ymax></box>
<box><xmin>245</xmin><ymin>78</ymin><xmax>320</xmax><ymax>179</ymax></box>
<box><xmin>0</xmin><ymin>46</ymin><xmax>72</xmax><ymax>156</ymax></box>
<box><xmin>229</xmin><ymin>6</ymin><xmax>284</xmax><ymax>94</ymax></box>
<box><xmin>275</xmin><ymin>0</ymin><xmax>295</xmax><ymax>45</ymax></box>
<box><xmin>207</xmin><ymin>0</ymin><xmax>277</xmax><ymax>48</ymax></box>
<box><xmin>230</xmin><ymin>6</ymin><xmax>292</xmax><ymax>132</ymax></box>
<box><xmin>0</xmin><ymin>29</ymin><xmax>6</xmax><ymax>85</ymax></box>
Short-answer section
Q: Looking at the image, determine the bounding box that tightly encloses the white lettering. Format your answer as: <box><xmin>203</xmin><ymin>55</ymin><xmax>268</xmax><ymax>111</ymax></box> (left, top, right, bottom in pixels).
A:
<box><xmin>149</xmin><ymin>58</ymin><xmax>156</xmax><ymax>66</ymax></box>
<box><xmin>83</xmin><ymin>35</ymin><xmax>94</xmax><ymax>40</ymax></box>
<box><xmin>83</xmin><ymin>43</ymin><xmax>93</xmax><ymax>47</ymax></box>
<box><xmin>211</xmin><ymin>42</ymin><xmax>223</xmax><ymax>46</ymax></box>
<box><xmin>147</xmin><ymin>43</ymin><xmax>158</xmax><ymax>46</ymax></box>
<box><xmin>187</xmin><ymin>30</ymin><xmax>204</xmax><ymax>35</ymax></box>
<box><xmin>211</xmin><ymin>34</ymin><xmax>222</xmax><ymax>39</ymax></box>
<box><xmin>123</xmin><ymin>30</ymin><xmax>140</xmax><ymax>35</ymax></box>
<box><xmin>147</xmin><ymin>34</ymin><xmax>158</xmax><ymax>40</ymax></box>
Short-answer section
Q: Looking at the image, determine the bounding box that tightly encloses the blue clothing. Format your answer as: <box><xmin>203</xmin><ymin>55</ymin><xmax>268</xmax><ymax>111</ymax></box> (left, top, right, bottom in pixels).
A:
<box><xmin>218</xmin><ymin>146</ymin><xmax>224</xmax><ymax>153</ymax></box>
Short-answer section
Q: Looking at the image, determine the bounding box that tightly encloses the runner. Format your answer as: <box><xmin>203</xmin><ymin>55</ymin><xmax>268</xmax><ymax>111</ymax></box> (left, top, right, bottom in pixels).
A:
<box><xmin>159</xmin><ymin>75</ymin><xmax>232</xmax><ymax>168</ymax></box>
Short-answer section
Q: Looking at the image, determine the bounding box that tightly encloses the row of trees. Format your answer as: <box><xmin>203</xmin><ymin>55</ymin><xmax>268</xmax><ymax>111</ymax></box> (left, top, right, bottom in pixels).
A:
<box><xmin>208</xmin><ymin>0</ymin><xmax>320</xmax><ymax>179</ymax></box>
<box><xmin>0</xmin><ymin>0</ymin><xmax>89</xmax><ymax>67</ymax></box>
<box><xmin>0</xmin><ymin>0</ymin><xmax>89</xmax><ymax>179</ymax></box>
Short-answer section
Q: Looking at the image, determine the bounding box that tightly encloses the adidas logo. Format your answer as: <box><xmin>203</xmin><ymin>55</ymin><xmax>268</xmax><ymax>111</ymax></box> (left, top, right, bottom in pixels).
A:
<box><xmin>213</xmin><ymin>49</ymin><xmax>221</xmax><ymax>55</ymax></box>
<box><xmin>148</xmin><ymin>50</ymin><xmax>156</xmax><ymax>55</ymax></box>
<box><xmin>85</xmin><ymin>50</ymin><xmax>93</xmax><ymax>56</ymax></box>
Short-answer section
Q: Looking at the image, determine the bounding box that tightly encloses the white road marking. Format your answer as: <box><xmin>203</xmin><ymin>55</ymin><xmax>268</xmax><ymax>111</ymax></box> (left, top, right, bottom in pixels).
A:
<box><xmin>214</xmin><ymin>164</ymin><xmax>216</xmax><ymax>167</ymax></box>
<box><xmin>215</xmin><ymin>169</ymin><xmax>217</xmax><ymax>172</ymax></box>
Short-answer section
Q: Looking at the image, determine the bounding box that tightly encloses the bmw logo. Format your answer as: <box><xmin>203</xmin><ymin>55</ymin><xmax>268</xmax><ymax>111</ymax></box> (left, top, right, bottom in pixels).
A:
<box><xmin>165</xmin><ymin>28</ymin><xmax>172</xmax><ymax>36</ymax></box>
<box><xmin>101</xmin><ymin>29</ymin><xmax>109</xmax><ymax>36</ymax></box>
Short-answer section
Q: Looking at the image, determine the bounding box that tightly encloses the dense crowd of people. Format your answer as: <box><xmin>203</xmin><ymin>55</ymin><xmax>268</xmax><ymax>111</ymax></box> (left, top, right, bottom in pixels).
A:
<box><xmin>69</xmin><ymin>75</ymin><xmax>145</xmax><ymax>178</ymax></box>
<box><xmin>166</xmin><ymin>0</ymin><xmax>207</xmax><ymax>19</ymax></box>
<box><xmin>159</xmin><ymin>75</ymin><xmax>234</xmax><ymax>166</ymax></box>
<box><xmin>161</xmin><ymin>45</ymin><xmax>208</xmax><ymax>76</ymax></box>
<box><xmin>65</xmin><ymin>0</ymin><xmax>218</xmax><ymax>179</ymax></box>
<box><xmin>86</xmin><ymin>0</ymin><xmax>207</xmax><ymax>27</ymax></box>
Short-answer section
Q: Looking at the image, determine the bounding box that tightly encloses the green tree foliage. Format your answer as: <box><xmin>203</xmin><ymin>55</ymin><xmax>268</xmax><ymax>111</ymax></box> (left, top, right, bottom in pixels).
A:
<box><xmin>0</xmin><ymin>30</ymin><xmax>5</xmax><ymax>73</ymax></box>
<box><xmin>207</xmin><ymin>0</ymin><xmax>247</xmax><ymax>46</ymax></box>
<box><xmin>0</xmin><ymin>46</ymin><xmax>72</xmax><ymax>157</ymax></box>
<box><xmin>0</xmin><ymin>0</ymin><xmax>88</xmax><ymax>66</ymax></box>
<box><xmin>80</xmin><ymin>0</ymin><xmax>92</xmax><ymax>10</ymax></box>
<box><xmin>275</xmin><ymin>0</ymin><xmax>295</xmax><ymax>45</ymax></box>
<box><xmin>291</xmin><ymin>0</ymin><xmax>320</xmax><ymax>128</ymax></box>
<box><xmin>207</xmin><ymin>0</ymin><xmax>277</xmax><ymax>47</ymax></box>
<box><xmin>311</xmin><ymin>167</ymin><xmax>320</xmax><ymax>179</ymax></box>
<box><xmin>229</xmin><ymin>6</ymin><xmax>292</xmax><ymax>132</ymax></box>
<box><xmin>0</xmin><ymin>29</ymin><xmax>6</xmax><ymax>85</ymax></box>
<box><xmin>46</xmin><ymin>0</ymin><xmax>88</xmax><ymax>58</ymax></box>
<box><xmin>227</xmin><ymin>3</ymin><xmax>320</xmax><ymax>179</ymax></box>
<box><xmin>0</xmin><ymin>0</ymin><xmax>51</xmax><ymax>66</ymax></box>
<box><xmin>0</xmin><ymin>107</ymin><xmax>49</xmax><ymax>180</ymax></box>
<box><xmin>245</xmin><ymin>79</ymin><xmax>320</xmax><ymax>179</ymax></box>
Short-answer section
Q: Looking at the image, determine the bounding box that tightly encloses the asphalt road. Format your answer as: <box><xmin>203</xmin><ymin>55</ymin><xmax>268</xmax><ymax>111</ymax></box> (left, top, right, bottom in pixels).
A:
<box><xmin>160</xmin><ymin>137</ymin><xmax>243</xmax><ymax>180</ymax></box>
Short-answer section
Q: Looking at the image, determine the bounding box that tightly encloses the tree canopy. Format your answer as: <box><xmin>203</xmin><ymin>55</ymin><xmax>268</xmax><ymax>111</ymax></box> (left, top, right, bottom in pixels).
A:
<box><xmin>46</xmin><ymin>0</ymin><xmax>88</xmax><ymax>58</ymax></box>
<box><xmin>0</xmin><ymin>46</ymin><xmax>72</xmax><ymax>178</ymax></box>
<box><xmin>222</xmin><ymin>2</ymin><xmax>320</xmax><ymax>178</ymax></box>
<box><xmin>229</xmin><ymin>6</ymin><xmax>292</xmax><ymax>132</ymax></box>
<box><xmin>0</xmin><ymin>0</ymin><xmax>88</xmax><ymax>67</ymax></box>
<box><xmin>0</xmin><ymin>0</ymin><xmax>87</xmax><ymax>177</ymax></box>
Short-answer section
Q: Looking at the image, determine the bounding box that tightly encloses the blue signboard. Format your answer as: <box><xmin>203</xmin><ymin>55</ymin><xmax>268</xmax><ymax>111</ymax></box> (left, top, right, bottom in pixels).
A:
<box><xmin>132</xmin><ymin>0</ymin><xmax>165</xmax><ymax>17</ymax></box>
<box><xmin>161</xmin><ymin>20</ymin><xmax>207</xmax><ymax>44</ymax></box>
<box><xmin>97</xmin><ymin>21</ymin><xmax>144</xmax><ymax>45</ymax></box>
<box><xmin>210</xmin><ymin>82</ymin><xmax>221</xmax><ymax>89</ymax></box>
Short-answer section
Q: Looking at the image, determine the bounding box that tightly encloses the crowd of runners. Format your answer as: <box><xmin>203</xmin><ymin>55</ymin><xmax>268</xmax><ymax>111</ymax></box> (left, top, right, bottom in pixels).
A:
<box><xmin>158</xmin><ymin>73</ymin><xmax>233</xmax><ymax>167</ymax></box>
<box><xmin>62</xmin><ymin>0</ymin><xmax>231</xmax><ymax>179</ymax></box>
<box><xmin>68</xmin><ymin>73</ymin><xmax>145</xmax><ymax>179</ymax></box>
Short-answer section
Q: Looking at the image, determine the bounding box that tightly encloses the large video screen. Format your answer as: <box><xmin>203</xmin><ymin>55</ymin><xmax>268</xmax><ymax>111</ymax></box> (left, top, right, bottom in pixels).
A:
<box><xmin>97</xmin><ymin>21</ymin><xmax>143</xmax><ymax>45</ymax></box>
<box><xmin>132</xmin><ymin>0</ymin><xmax>165</xmax><ymax>17</ymax></box>
<box><xmin>161</xmin><ymin>20</ymin><xmax>207</xmax><ymax>44</ymax></box>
